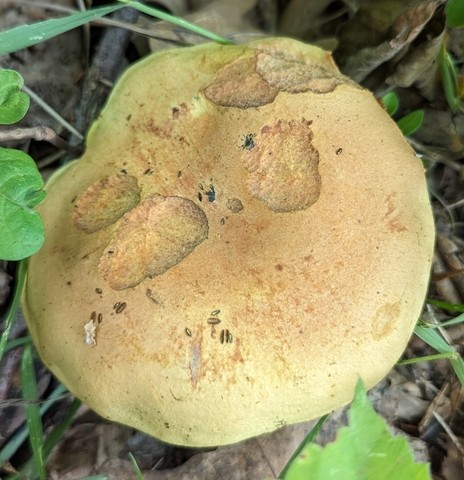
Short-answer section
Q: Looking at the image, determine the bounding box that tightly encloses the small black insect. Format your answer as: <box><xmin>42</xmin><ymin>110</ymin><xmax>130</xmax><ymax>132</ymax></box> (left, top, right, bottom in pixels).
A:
<box><xmin>185</xmin><ymin>327</ymin><xmax>192</xmax><ymax>337</ymax></box>
<box><xmin>220</xmin><ymin>329</ymin><xmax>233</xmax><ymax>344</ymax></box>
<box><xmin>205</xmin><ymin>185</ymin><xmax>215</xmax><ymax>202</ymax></box>
<box><xmin>241</xmin><ymin>133</ymin><xmax>256</xmax><ymax>150</ymax></box>
<box><xmin>207</xmin><ymin>317</ymin><xmax>221</xmax><ymax>325</ymax></box>
<box><xmin>336</xmin><ymin>147</ymin><xmax>343</xmax><ymax>155</ymax></box>
<box><xmin>114</xmin><ymin>302</ymin><xmax>127</xmax><ymax>314</ymax></box>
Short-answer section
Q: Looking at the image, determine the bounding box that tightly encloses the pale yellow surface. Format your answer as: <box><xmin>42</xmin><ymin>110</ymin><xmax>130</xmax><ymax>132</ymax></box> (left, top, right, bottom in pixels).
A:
<box><xmin>22</xmin><ymin>38</ymin><xmax>435</xmax><ymax>447</ymax></box>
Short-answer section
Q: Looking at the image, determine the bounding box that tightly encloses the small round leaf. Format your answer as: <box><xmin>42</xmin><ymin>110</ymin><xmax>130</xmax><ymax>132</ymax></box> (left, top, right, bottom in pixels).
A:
<box><xmin>0</xmin><ymin>147</ymin><xmax>45</xmax><ymax>260</ymax></box>
<box><xmin>0</xmin><ymin>69</ymin><xmax>30</xmax><ymax>125</ymax></box>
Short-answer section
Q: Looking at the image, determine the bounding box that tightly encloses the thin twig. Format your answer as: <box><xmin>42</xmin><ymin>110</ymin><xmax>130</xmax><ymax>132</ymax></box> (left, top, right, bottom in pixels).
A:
<box><xmin>23</xmin><ymin>85</ymin><xmax>84</xmax><ymax>140</ymax></box>
<box><xmin>0</xmin><ymin>126</ymin><xmax>80</xmax><ymax>154</ymax></box>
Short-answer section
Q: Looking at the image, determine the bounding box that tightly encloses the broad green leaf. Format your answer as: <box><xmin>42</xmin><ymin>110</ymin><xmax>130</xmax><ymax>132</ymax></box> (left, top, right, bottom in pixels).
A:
<box><xmin>0</xmin><ymin>4</ymin><xmax>124</xmax><ymax>55</ymax></box>
<box><xmin>283</xmin><ymin>380</ymin><xmax>431</xmax><ymax>480</ymax></box>
<box><xmin>0</xmin><ymin>70</ymin><xmax>30</xmax><ymax>125</ymax></box>
<box><xmin>382</xmin><ymin>91</ymin><xmax>399</xmax><ymax>116</ymax></box>
<box><xmin>446</xmin><ymin>0</ymin><xmax>464</xmax><ymax>27</ymax></box>
<box><xmin>397</xmin><ymin>110</ymin><xmax>424</xmax><ymax>136</ymax></box>
<box><xmin>0</xmin><ymin>147</ymin><xmax>45</xmax><ymax>260</ymax></box>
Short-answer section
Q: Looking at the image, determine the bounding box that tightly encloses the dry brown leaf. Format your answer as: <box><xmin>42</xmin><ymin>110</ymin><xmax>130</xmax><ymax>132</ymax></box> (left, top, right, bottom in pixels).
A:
<box><xmin>47</xmin><ymin>420</ymin><xmax>316</xmax><ymax>479</ymax></box>
<box><xmin>440</xmin><ymin>441</ymin><xmax>464</xmax><ymax>480</ymax></box>
<box><xmin>144</xmin><ymin>423</ymin><xmax>314</xmax><ymax>480</ymax></box>
<box><xmin>48</xmin><ymin>423</ymin><xmax>133</xmax><ymax>480</ymax></box>
<box><xmin>277</xmin><ymin>0</ymin><xmax>334</xmax><ymax>38</ymax></box>
<box><xmin>335</xmin><ymin>0</ymin><xmax>438</xmax><ymax>82</ymax></box>
<box><xmin>0</xmin><ymin>1</ymin><xmax>84</xmax><ymax>133</ymax></box>
<box><xmin>386</xmin><ymin>21</ymin><xmax>445</xmax><ymax>100</ymax></box>
<box><xmin>412</xmin><ymin>109</ymin><xmax>464</xmax><ymax>163</ymax></box>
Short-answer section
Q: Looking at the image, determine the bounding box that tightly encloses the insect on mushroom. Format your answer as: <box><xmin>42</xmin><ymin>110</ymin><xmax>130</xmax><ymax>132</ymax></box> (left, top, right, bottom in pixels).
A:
<box><xmin>240</xmin><ymin>133</ymin><xmax>255</xmax><ymax>150</ymax></box>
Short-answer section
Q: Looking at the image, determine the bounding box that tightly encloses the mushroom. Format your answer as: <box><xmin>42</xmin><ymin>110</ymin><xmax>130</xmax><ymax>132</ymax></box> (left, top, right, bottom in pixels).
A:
<box><xmin>22</xmin><ymin>38</ymin><xmax>435</xmax><ymax>447</ymax></box>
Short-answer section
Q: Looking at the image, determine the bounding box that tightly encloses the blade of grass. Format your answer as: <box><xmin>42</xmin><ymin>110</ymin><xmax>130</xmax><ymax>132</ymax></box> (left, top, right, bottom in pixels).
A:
<box><xmin>279</xmin><ymin>414</ymin><xmax>329</xmax><ymax>479</ymax></box>
<box><xmin>0</xmin><ymin>384</ymin><xmax>67</xmax><ymax>468</ymax></box>
<box><xmin>117</xmin><ymin>0</ymin><xmax>235</xmax><ymax>44</ymax></box>
<box><xmin>427</xmin><ymin>298</ymin><xmax>464</xmax><ymax>312</ymax></box>
<box><xmin>20</xmin><ymin>344</ymin><xmax>46</xmax><ymax>480</ymax></box>
<box><xmin>42</xmin><ymin>397</ymin><xmax>81</xmax><ymax>458</ymax></box>
<box><xmin>17</xmin><ymin>398</ymin><xmax>82</xmax><ymax>480</ymax></box>
<box><xmin>397</xmin><ymin>352</ymin><xmax>457</xmax><ymax>365</ymax></box>
<box><xmin>438</xmin><ymin>43</ymin><xmax>462</xmax><ymax>114</ymax></box>
<box><xmin>414</xmin><ymin>324</ymin><xmax>464</xmax><ymax>386</ymax></box>
<box><xmin>4</xmin><ymin>336</ymin><xmax>32</xmax><ymax>354</ymax></box>
<box><xmin>129</xmin><ymin>452</ymin><xmax>145</xmax><ymax>479</ymax></box>
<box><xmin>0</xmin><ymin>4</ymin><xmax>125</xmax><ymax>56</ymax></box>
<box><xmin>0</xmin><ymin>260</ymin><xmax>27</xmax><ymax>363</ymax></box>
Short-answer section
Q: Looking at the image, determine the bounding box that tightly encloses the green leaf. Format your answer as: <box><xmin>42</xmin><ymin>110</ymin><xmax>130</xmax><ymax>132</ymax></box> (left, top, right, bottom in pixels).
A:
<box><xmin>427</xmin><ymin>298</ymin><xmax>464</xmax><ymax>313</ymax></box>
<box><xmin>397</xmin><ymin>110</ymin><xmax>424</xmax><ymax>136</ymax></box>
<box><xmin>0</xmin><ymin>4</ymin><xmax>124</xmax><ymax>56</ymax></box>
<box><xmin>118</xmin><ymin>0</ymin><xmax>234</xmax><ymax>44</ymax></box>
<box><xmin>382</xmin><ymin>92</ymin><xmax>399</xmax><ymax>116</ymax></box>
<box><xmin>414</xmin><ymin>324</ymin><xmax>464</xmax><ymax>387</ymax></box>
<box><xmin>446</xmin><ymin>0</ymin><xmax>464</xmax><ymax>27</ymax></box>
<box><xmin>0</xmin><ymin>383</ymin><xmax>67</xmax><ymax>468</ymax></box>
<box><xmin>129</xmin><ymin>452</ymin><xmax>145</xmax><ymax>480</ymax></box>
<box><xmin>283</xmin><ymin>380</ymin><xmax>431</xmax><ymax>480</ymax></box>
<box><xmin>438</xmin><ymin>44</ymin><xmax>462</xmax><ymax>114</ymax></box>
<box><xmin>0</xmin><ymin>261</ymin><xmax>27</xmax><ymax>364</ymax></box>
<box><xmin>279</xmin><ymin>415</ymin><xmax>328</xmax><ymax>479</ymax></box>
<box><xmin>0</xmin><ymin>147</ymin><xmax>46</xmax><ymax>260</ymax></box>
<box><xmin>0</xmin><ymin>70</ymin><xmax>30</xmax><ymax>125</ymax></box>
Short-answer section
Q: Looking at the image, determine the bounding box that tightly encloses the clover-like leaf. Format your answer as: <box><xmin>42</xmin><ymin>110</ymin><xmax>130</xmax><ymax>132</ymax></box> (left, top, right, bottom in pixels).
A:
<box><xmin>283</xmin><ymin>380</ymin><xmax>431</xmax><ymax>480</ymax></box>
<box><xmin>446</xmin><ymin>0</ymin><xmax>464</xmax><ymax>28</ymax></box>
<box><xmin>0</xmin><ymin>70</ymin><xmax>30</xmax><ymax>125</ymax></box>
<box><xmin>0</xmin><ymin>147</ymin><xmax>46</xmax><ymax>260</ymax></box>
<box><xmin>382</xmin><ymin>91</ymin><xmax>399</xmax><ymax>116</ymax></box>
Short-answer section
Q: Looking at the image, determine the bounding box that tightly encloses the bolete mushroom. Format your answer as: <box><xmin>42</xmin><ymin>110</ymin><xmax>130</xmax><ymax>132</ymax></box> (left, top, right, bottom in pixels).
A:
<box><xmin>22</xmin><ymin>38</ymin><xmax>435</xmax><ymax>447</ymax></box>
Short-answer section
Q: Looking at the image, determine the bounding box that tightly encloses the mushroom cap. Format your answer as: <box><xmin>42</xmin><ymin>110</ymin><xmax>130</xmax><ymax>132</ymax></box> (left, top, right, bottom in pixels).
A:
<box><xmin>22</xmin><ymin>38</ymin><xmax>435</xmax><ymax>447</ymax></box>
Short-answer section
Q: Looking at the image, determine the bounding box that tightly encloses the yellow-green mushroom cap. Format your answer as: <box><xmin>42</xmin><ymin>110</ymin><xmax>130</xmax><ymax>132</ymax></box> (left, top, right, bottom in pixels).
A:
<box><xmin>22</xmin><ymin>38</ymin><xmax>435</xmax><ymax>447</ymax></box>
